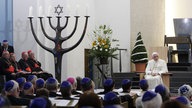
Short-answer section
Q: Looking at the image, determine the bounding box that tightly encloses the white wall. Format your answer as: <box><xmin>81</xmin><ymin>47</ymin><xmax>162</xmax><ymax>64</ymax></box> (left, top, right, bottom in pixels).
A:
<box><xmin>13</xmin><ymin>0</ymin><xmax>131</xmax><ymax>81</ymax></box>
<box><xmin>165</xmin><ymin>0</ymin><xmax>192</xmax><ymax>36</ymax></box>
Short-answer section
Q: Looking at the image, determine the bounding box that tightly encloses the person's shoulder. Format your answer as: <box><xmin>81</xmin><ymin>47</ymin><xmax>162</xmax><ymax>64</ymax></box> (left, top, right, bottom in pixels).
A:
<box><xmin>159</xmin><ymin>59</ymin><xmax>166</xmax><ymax>63</ymax></box>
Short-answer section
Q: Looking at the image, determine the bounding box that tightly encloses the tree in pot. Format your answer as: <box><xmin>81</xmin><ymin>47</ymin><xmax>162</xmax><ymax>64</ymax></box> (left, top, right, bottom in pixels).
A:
<box><xmin>131</xmin><ymin>32</ymin><xmax>148</xmax><ymax>72</ymax></box>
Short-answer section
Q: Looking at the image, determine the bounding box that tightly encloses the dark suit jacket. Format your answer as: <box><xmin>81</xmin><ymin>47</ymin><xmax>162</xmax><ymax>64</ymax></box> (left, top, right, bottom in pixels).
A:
<box><xmin>0</xmin><ymin>45</ymin><xmax>14</xmax><ymax>56</ymax></box>
<box><xmin>7</xmin><ymin>95</ymin><xmax>30</xmax><ymax>106</ymax></box>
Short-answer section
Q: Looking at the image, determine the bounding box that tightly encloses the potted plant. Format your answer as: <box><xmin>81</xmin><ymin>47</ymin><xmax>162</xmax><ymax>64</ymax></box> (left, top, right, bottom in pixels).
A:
<box><xmin>131</xmin><ymin>32</ymin><xmax>148</xmax><ymax>72</ymax></box>
<box><xmin>89</xmin><ymin>25</ymin><xmax>119</xmax><ymax>64</ymax></box>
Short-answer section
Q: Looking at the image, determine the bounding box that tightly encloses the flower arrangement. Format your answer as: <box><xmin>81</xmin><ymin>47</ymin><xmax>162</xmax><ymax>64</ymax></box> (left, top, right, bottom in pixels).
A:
<box><xmin>89</xmin><ymin>25</ymin><xmax>119</xmax><ymax>63</ymax></box>
<box><xmin>131</xmin><ymin>32</ymin><xmax>148</xmax><ymax>63</ymax></box>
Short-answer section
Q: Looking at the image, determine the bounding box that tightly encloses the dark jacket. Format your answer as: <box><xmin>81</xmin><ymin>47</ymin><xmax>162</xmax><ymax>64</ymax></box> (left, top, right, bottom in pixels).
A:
<box><xmin>18</xmin><ymin>59</ymin><xmax>31</xmax><ymax>72</ymax></box>
<box><xmin>7</xmin><ymin>95</ymin><xmax>30</xmax><ymax>106</ymax></box>
<box><xmin>27</xmin><ymin>58</ymin><xmax>42</xmax><ymax>72</ymax></box>
<box><xmin>0</xmin><ymin>45</ymin><xmax>14</xmax><ymax>56</ymax></box>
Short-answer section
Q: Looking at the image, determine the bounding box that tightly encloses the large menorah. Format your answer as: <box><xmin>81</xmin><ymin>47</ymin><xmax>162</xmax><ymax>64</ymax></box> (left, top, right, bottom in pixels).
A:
<box><xmin>28</xmin><ymin>5</ymin><xmax>89</xmax><ymax>82</ymax></box>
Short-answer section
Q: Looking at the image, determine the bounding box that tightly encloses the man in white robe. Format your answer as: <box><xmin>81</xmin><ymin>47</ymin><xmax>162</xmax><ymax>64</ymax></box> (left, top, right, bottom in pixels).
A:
<box><xmin>145</xmin><ymin>52</ymin><xmax>168</xmax><ymax>90</ymax></box>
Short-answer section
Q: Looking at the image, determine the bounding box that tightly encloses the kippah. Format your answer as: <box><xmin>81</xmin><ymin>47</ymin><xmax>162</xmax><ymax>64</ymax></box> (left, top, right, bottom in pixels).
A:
<box><xmin>3</xmin><ymin>40</ymin><xmax>8</xmax><ymax>43</ymax></box>
<box><xmin>30</xmin><ymin>97</ymin><xmax>47</xmax><ymax>108</ymax></box>
<box><xmin>104</xmin><ymin>79</ymin><xmax>114</xmax><ymax>87</ymax></box>
<box><xmin>104</xmin><ymin>92</ymin><xmax>118</xmax><ymax>101</ymax></box>
<box><xmin>22</xmin><ymin>51</ymin><xmax>27</xmax><ymax>55</ymax></box>
<box><xmin>121</xmin><ymin>79</ymin><xmax>131</xmax><ymax>85</ymax></box>
<box><xmin>16</xmin><ymin>77</ymin><xmax>26</xmax><ymax>86</ymax></box>
<box><xmin>36</xmin><ymin>78</ymin><xmax>45</xmax><ymax>88</ymax></box>
<box><xmin>178</xmin><ymin>84</ymin><xmax>191</xmax><ymax>95</ymax></box>
<box><xmin>23</xmin><ymin>82</ymin><xmax>33</xmax><ymax>90</ymax></box>
<box><xmin>28</xmin><ymin>50</ymin><xmax>32</xmax><ymax>55</ymax></box>
<box><xmin>155</xmin><ymin>84</ymin><xmax>166</xmax><ymax>94</ymax></box>
<box><xmin>5</xmin><ymin>80</ymin><xmax>15</xmax><ymax>92</ymax></box>
<box><xmin>81</xmin><ymin>77</ymin><xmax>92</xmax><ymax>87</ymax></box>
<box><xmin>139</xmin><ymin>79</ymin><xmax>148</xmax><ymax>87</ymax></box>
<box><xmin>46</xmin><ymin>77</ymin><xmax>57</xmax><ymax>84</ymax></box>
<box><xmin>27</xmin><ymin>75</ymin><xmax>37</xmax><ymax>82</ymax></box>
<box><xmin>61</xmin><ymin>81</ymin><xmax>71</xmax><ymax>88</ymax></box>
<box><xmin>142</xmin><ymin>91</ymin><xmax>157</xmax><ymax>102</ymax></box>
<box><xmin>67</xmin><ymin>77</ymin><xmax>75</xmax><ymax>84</ymax></box>
<box><xmin>175</xmin><ymin>96</ymin><xmax>190</xmax><ymax>105</ymax></box>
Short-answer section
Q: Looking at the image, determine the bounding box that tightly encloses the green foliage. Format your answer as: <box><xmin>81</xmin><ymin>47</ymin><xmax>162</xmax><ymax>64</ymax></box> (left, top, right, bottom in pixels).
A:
<box><xmin>131</xmin><ymin>32</ymin><xmax>148</xmax><ymax>63</ymax></box>
<box><xmin>89</xmin><ymin>25</ymin><xmax>119</xmax><ymax>60</ymax></box>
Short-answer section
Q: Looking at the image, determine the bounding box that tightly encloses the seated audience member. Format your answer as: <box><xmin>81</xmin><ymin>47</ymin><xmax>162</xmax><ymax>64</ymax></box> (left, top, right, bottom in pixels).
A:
<box><xmin>22</xmin><ymin>82</ymin><xmax>35</xmax><ymax>99</ymax></box>
<box><xmin>36</xmin><ymin>88</ymin><xmax>49</xmax><ymax>98</ymax></box>
<box><xmin>135</xmin><ymin>79</ymin><xmax>149</xmax><ymax>108</ymax></box>
<box><xmin>4</xmin><ymin>80</ymin><xmax>30</xmax><ymax>106</ymax></box>
<box><xmin>27</xmin><ymin>50</ymin><xmax>53</xmax><ymax>80</ymax></box>
<box><xmin>0</xmin><ymin>40</ymin><xmax>14</xmax><ymax>57</ymax></box>
<box><xmin>145</xmin><ymin>52</ymin><xmax>168</xmax><ymax>89</ymax></box>
<box><xmin>98</xmin><ymin>79</ymin><xmax>117</xmax><ymax>94</ymax></box>
<box><xmin>161</xmin><ymin>99</ymin><xmax>188</xmax><ymax>108</ymax></box>
<box><xmin>45</xmin><ymin>77</ymin><xmax>60</xmax><ymax>97</ymax></box>
<box><xmin>155</xmin><ymin>84</ymin><xmax>170</xmax><ymax>102</ymax></box>
<box><xmin>18</xmin><ymin>52</ymin><xmax>32</xmax><ymax>72</ymax></box>
<box><xmin>141</xmin><ymin>91</ymin><xmax>162</xmax><ymax>108</ymax></box>
<box><xmin>16</xmin><ymin>77</ymin><xmax>26</xmax><ymax>96</ymax></box>
<box><xmin>103</xmin><ymin>91</ymin><xmax>121</xmax><ymax>106</ymax></box>
<box><xmin>175</xmin><ymin>96</ymin><xmax>191</xmax><ymax>107</ymax></box>
<box><xmin>27</xmin><ymin>50</ymin><xmax>43</xmax><ymax>72</ymax></box>
<box><xmin>178</xmin><ymin>84</ymin><xmax>192</xmax><ymax>101</ymax></box>
<box><xmin>16</xmin><ymin>77</ymin><xmax>26</xmax><ymax>91</ymax></box>
<box><xmin>76</xmin><ymin>76</ymin><xmax>82</xmax><ymax>90</ymax></box>
<box><xmin>59</xmin><ymin>81</ymin><xmax>74</xmax><ymax>99</ymax></box>
<box><xmin>27</xmin><ymin>75</ymin><xmax>38</xmax><ymax>86</ymax></box>
<box><xmin>10</xmin><ymin>53</ymin><xmax>22</xmax><ymax>73</ymax></box>
<box><xmin>67</xmin><ymin>77</ymin><xmax>81</xmax><ymax>95</ymax></box>
<box><xmin>29</xmin><ymin>97</ymin><xmax>52</xmax><ymax>108</ymax></box>
<box><xmin>0</xmin><ymin>96</ymin><xmax>11</xmax><ymax>107</ymax></box>
<box><xmin>120</xmin><ymin>79</ymin><xmax>134</xmax><ymax>108</ymax></box>
<box><xmin>121</xmin><ymin>79</ymin><xmax>132</xmax><ymax>93</ymax></box>
<box><xmin>138</xmin><ymin>79</ymin><xmax>149</xmax><ymax>96</ymax></box>
<box><xmin>0</xmin><ymin>51</ymin><xmax>16</xmax><ymax>81</ymax></box>
<box><xmin>81</xmin><ymin>77</ymin><xmax>95</xmax><ymax>93</ymax></box>
<box><xmin>35</xmin><ymin>78</ymin><xmax>45</xmax><ymax>90</ymax></box>
<box><xmin>78</xmin><ymin>92</ymin><xmax>102</xmax><ymax>108</ymax></box>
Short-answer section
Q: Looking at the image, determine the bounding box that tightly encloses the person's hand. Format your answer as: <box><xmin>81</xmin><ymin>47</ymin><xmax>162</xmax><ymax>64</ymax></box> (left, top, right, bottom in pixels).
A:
<box><xmin>11</xmin><ymin>73</ymin><xmax>16</xmax><ymax>75</ymax></box>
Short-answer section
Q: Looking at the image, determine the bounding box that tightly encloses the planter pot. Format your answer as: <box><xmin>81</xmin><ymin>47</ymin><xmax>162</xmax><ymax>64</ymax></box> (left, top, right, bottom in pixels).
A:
<box><xmin>135</xmin><ymin>63</ymin><xmax>146</xmax><ymax>72</ymax></box>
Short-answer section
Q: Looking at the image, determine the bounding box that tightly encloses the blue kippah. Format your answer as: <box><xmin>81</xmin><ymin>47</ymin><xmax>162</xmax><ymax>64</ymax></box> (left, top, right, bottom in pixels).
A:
<box><xmin>30</xmin><ymin>97</ymin><xmax>47</xmax><ymax>108</ymax></box>
<box><xmin>46</xmin><ymin>77</ymin><xmax>57</xmax><ymax>84</ymax></box>
<box><xmin>104</xmin><ymin>92</ymin><xmax>118</xmax><ymax>101</ymax></box>
<box><xmin>0</xmin><ymin>96</ymin><xmax>6</xmax><ymax>107</ymax></box>
<box><xmin>36</xmin><ymin>78</ymin><xmax>44</xmax><ymax>88</ymax></box>
<box><xmin>27</xmin><ymin>75</ymin><xmax>36</xmax><ymax>82</ymax></box>
<box><xmin>3</xmin><ymin>40</ymin><xmax>8</xmax><ymax>43</ymax></box>
<box><xmin>104</xmin><ymin>79</ymin><xmax>114</xmax><ymax>87</ymax></box>
<box><xmin>179</xmin><ymin>85</ymin><xmax>190</xmax><ymax>95</ymax></box>
<box><xmin>121</xmin><ymin>79</ymin><xmax>131</xmax><ymax>85</ymax></box>
<box><xmin>23</xmin><ymin>82</ymin><xmax>33</xmax><ymax>90</ymax></box>
<box><xmin>175</xmin><ymin>96</ymin><xmax>189</xmax><ymax>105</ymax></box>
<box><xmin>155</xmin><ymin>84</ymin><xmax>166</xmax><ymax>94</ymax></box>
<box><xmin>16</xmin><ymin>77</ymin><xmax>25</xmax><ymax>86</ymax></box>
<box><xmin>61</xmin><ymin>81</ymin><xmax>71</xmax><ymax>88</ymax></box>
<box><xmin>81</xmin><ymin>77</ymin><xmax>91</xmax><ymax>86</ymax></box>
<box><xmin>142</xmin><ymin>91</ymin><xmax>157</xmax><ymax>102</ymax></box>
<box><xmin>4</xmin><ymin>80</ymin><xmax>14</xmax><ymax>92</ymax></box>
<box><xmin>139</xmin><ymin>79</ymin><xmax>148</xmax><ymax>87</ymax></box>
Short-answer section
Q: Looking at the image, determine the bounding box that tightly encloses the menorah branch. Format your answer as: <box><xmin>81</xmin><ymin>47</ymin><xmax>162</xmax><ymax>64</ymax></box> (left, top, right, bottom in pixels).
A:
<box><xmin>47</xmin><ymin>17</ymin><xmax>56</xmax><ymax>30</ymax></box>
<box><xmin>62</xmin><ymin>16</ymin><xmax>79</xmax><ymax>42</ymax></box>
<box><xmin>39</xmin><ymin>17</ymin><xmax>55</xmax><ymax>41</ymax></box>
<box><xmin>28</xmin><ymin>17</ymin><xmax>53</xmax><ymax>54</ymax></box>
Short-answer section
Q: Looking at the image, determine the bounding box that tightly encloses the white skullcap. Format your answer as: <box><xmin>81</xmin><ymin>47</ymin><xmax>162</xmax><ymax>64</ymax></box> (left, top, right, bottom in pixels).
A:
<box><xmin>152</xmin><ymin>52</ymin><xmax>159</xmax><ymax>57</ymax></box>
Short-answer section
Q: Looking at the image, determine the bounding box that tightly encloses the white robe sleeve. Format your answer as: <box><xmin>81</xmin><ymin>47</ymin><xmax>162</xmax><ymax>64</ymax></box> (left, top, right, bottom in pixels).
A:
<box><xmin>145</xmin><ymin>61</ymin><xmax>152</xmax><ymax>75</ymax></box>
<box><xmin>158</xmin><ymin>60</ymin><xmax>168</xmax><ymax>75</ymax></box>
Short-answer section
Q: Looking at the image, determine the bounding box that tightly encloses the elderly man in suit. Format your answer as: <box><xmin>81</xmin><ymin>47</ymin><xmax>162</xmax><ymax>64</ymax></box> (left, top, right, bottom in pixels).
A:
<box><xmin>145</xmin><ymin>52</ymin><xmax>168</xmax><ymax>90</ymax></box>
<box><xmin>0</xmin><ymin>40</ymin><xmax>14</xmax><ymax>57</ymax></box>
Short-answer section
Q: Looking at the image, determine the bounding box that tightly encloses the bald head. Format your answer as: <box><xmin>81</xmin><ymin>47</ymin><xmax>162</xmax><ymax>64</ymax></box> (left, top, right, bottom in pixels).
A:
<box><xmin>2</xmin><ymin>51</ymin><xmax>10</xmax><ymax>59</ymax></box>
